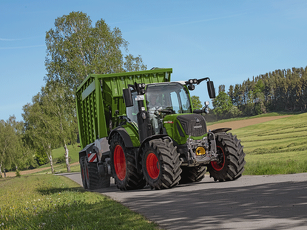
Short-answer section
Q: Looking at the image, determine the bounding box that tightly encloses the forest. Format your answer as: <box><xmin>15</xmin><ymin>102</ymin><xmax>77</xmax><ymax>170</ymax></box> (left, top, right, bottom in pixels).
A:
<box><xmin>211</xmin><ymin>67</ymin><xmax>307</xmax><ymax>119</ymax></box>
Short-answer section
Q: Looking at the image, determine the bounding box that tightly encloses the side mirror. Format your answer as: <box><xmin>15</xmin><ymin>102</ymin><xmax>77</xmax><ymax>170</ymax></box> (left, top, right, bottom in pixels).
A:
<box><xmin>207</xmin><ymin>81</ymin><xmax>216</xmax><ymax>99</ymax></box>
<box><xmin>123</xmin><ymin>88</ymin><xmax>133</xmax><ymax>107</ymax></box>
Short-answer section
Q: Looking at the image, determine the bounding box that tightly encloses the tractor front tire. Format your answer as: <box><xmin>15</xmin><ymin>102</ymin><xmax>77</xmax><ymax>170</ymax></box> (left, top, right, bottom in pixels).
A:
<box><xmin>110</xmin><ymin>133</ymin><xmax>146</xmax><ymax>190</ymax></box>
<box><xmin>141</xmin><ymin>138</ymin><xmax>182</xmax><ymax>189</ymax></box>
<box><xmin>180</xmin><ymin>166</ymin><xmax>206</xmax><ymax>184</ymax></box>
<box><xmin>207</xmin><ymin>132</ymin><xmax>245</xmax><ymax>182</ymax></box>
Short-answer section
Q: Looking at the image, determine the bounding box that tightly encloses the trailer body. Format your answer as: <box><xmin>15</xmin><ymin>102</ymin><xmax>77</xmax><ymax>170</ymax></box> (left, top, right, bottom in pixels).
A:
<box><xmin>76</xmin><ymin>69</ymin><xmax>172</xmax><ymax>149</ymax></box>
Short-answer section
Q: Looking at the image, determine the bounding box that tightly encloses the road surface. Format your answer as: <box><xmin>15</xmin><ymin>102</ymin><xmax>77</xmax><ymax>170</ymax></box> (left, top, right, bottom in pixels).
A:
<box><xmin>64</xmin><ymin>172</ymin><xmax>307</xmax><ymax>230</ymax></box>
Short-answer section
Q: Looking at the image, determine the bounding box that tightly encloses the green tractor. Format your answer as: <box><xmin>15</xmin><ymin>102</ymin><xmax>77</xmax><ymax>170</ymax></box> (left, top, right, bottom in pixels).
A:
<box><xmin>76</xmin><ymin>68</ymin><xmax>245</xmax><ymax>190</ymax></box>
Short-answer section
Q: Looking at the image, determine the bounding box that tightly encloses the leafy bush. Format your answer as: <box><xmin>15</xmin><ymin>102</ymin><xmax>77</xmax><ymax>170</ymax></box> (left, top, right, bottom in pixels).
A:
<box><xmin>55</xmin><ymin>156</ymin><xmax>71</xmax><ymax>164</ymax></box>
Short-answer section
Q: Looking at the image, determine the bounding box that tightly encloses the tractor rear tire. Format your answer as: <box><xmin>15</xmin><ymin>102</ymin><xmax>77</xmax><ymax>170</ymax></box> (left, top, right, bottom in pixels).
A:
<box><xmin>207</xmin><ymin>132</ymin><xmax>245</xmax><ymax>182</ymax></box>
<box><xmin>141</xmin><ymin>138</ymin><xmax>182</xmax><ymax>190</ymax></box>
<box><xmin>180</xmin><ymin>166</ymin><xmax>206</xmax><ymax>184</ymax></box>
<box><xmin>110</xmin><ymin>133</ymin><xmax>146</xmax><ymax>191</ymax></box>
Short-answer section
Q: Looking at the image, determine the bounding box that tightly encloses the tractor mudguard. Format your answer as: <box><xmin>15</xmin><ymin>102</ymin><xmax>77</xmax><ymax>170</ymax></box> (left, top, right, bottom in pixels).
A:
<box><xmin>108</xmin><ymin>127</ymin><xmax>134</xmax><ymax>148</ymax></box>
<box><xmin>210</xmin><ymin>128</ymin><xmax>232</xmax><ymax>133</ymax></box>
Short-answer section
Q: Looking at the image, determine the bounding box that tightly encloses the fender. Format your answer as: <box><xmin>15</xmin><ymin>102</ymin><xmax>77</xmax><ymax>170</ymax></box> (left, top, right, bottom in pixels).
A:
<box><xmin>136</xmin><ymin>134</ymin><xmax>168</xmax><ymax>172</ymax></box>
<box><xmin>79</xmin><ymin>143</ymin><xmax>99</xmax><ymax>161</ymax></box>
<box><xmin>210</xmin><ymin>128</ymin><xmax>232</xmax><ymax>133</ymax></box>
<box><xmin>108</xmin><ymin>127</ymin><xmax>134</xmax><ymax>148</ymax></box>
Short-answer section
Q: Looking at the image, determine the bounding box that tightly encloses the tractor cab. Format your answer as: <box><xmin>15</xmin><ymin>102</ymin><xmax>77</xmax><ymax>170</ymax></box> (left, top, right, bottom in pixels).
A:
<box><xmin>126</xmin><ymin>82</ymin><xmax>193</xmax><ymax>134</ymax></box>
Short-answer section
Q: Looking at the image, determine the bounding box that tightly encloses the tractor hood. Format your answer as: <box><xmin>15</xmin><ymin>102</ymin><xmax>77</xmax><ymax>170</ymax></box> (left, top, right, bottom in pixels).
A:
<box><xmin>163</xmin><ymin>114</ymin><xmax>208</xmax><ymax>145</ymax></box>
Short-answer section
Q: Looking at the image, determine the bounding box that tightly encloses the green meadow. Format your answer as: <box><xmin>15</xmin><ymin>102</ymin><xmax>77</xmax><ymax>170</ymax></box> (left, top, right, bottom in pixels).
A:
<box><xmin>0</xmin><ymin>175</ymin><xmax>158</xmax><ymax>230</ymax></box>
<box><xmin>231</xmin><ymin>112</ymin><xmax>307</xmax><ymax>175</ymax></box>
<box><xmin>52</xmin><ymin>145</ymin><xmax>80</xmax><ymax>164</ymax></box>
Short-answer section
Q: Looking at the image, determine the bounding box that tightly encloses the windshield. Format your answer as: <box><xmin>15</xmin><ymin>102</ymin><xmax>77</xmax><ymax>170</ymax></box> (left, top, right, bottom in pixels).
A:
<box><xmin>145</xmin><ymin>82</ymin><xmax>192</xmax><ymax>114</ymax></box>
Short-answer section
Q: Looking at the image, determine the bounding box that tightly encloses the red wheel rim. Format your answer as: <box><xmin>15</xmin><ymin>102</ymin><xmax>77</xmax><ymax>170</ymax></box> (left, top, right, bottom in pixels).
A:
<box><xmin>114</xmin><ymin>145</ymin><xmax>126</xmax><ymax>181</ymax></box>
<box><xmin>211</xmin><ymin>146</ymin><xmax>225</xmax><ymax>171</ymax></box>
<box><xmin>146</xmin><ymin>153</ymin><xmax>160</xmax><ymax>179</ymax></box>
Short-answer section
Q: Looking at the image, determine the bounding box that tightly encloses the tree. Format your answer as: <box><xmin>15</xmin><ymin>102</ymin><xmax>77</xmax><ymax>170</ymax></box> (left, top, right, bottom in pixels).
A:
<box><xmin>218</xmin><ymin>85</ymin><xmax>225</xmax><ymax>94</ymax></box>
<box><xmin>42</xmin><ymin>82</ymin><xmax>77</xmax><ymax>172</ymax></box>
<box><xmin>191</xmin><ymin>95</ymin><xmax>202</xmax><ymax>110</ymax></box>
<box><xmin>45</xmin><ymin>11</ymin><xmax>146</xmax><ymax>93</ymax></box>
<box><xmin>228</xmin><ymin>85</ymin><xmax>234</xmax><ymax>104</ymax></box>
<box><xmin>233</xmin><ymin>84</ymin><xmax>241</xmax><ymax>106</ymax></box>
<box><xmin>212</xmin><ymin>91</ymin><xmax>233</xmax><ymax>118</ymax></box>
<box><xmin>23</xmin><ymin>91</ymin><xmax>61</xmax><ymax>174</ymax></box>
<box><xmin>124</xmin><ymin>54</ymin><xmax>147</xmax><ymax>72</ymax></box>
<box><xmin>253</xmin><ymin>79</ymin><xmax>266</xmax><ymax>114</ymax></box>
<box><xmin>0</xmin><ymin>116</ymin><xmax>22</xmax><ymax>176</ymax></box>
<box><xmin>44</xmin><ymin>12</ymin><xmax>146</xmax><ymax>168</ymax></box>
<box><xmin>0</xmin><ymin>120</ymin><xmax>6</xmax><ymax>176</ymax></box>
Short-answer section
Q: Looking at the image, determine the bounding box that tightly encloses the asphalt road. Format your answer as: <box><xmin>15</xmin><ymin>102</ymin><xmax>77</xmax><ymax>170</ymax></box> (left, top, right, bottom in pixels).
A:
<box><xmin>63</xmin><ymin>172</ymin><xmax>307</xmax><ymax>230</ymax></box>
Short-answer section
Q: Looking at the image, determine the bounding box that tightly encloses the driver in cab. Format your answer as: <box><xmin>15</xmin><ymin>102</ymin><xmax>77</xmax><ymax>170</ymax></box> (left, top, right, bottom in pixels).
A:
<box><xmin>147</xmin><ymin>93</ymin><xmax>162</xmax><ymax>134</ymax></box>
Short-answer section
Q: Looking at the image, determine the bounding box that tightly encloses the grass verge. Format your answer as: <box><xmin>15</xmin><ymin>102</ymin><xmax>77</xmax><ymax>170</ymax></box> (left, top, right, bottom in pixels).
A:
<box><xmin>0</xmin><ymin>175</ymin><xmax>158</xmax><ymax>230</ymax></box>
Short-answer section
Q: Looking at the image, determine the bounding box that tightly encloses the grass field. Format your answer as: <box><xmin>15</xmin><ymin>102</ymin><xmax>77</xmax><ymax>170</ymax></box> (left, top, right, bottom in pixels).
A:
<box><xmin>51</xmin><ymin>145</ymin><xmax>80</xmax><ymax>164</ymax></box>
<box><xmin>31</xmin><ymin>145</ymin><xmax>81</xmax><ymax>174</ymax></box>
<box><xmin>231</xmin><ymin>112</ymin><xmax>307</xmax><ymax>175</ymax></box>
<box><xmin>0</xmin><ymin>174</ymin><xmax>158</xmax><ymax>230</ymax></box>
<box><xmin>206</xmin><ymin>111</ymin><xmax>295</xmax><ymax>126</ymax></box>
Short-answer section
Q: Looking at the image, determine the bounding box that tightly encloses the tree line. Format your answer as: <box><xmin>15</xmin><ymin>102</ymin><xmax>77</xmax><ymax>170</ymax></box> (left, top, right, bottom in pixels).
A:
<box><xmin>0</xmin><ymin>11</ymin><xmax>146</xmax><ymax>176</ymax></box>
<box><xmin>212</xmin><ymin>66</ymin><xmax>307</xmax><ymax>118</ymax></box>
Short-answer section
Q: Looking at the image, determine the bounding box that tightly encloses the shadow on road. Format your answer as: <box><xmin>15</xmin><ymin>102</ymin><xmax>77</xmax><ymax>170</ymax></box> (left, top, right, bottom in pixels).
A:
<box><xmin>65</xmin><ymin>172</ymin><xmax>307</xmax><ymax>229</ymax></box>
<box><xmin>97</xmin><ymin>180</ymin><xmax>307</xmax><ymax>229</ymax></box>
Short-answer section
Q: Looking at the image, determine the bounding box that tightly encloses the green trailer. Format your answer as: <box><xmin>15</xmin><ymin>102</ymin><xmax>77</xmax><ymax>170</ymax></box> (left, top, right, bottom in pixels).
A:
<box><xmin>76</xmin><ymin>68</ymin><xmax>245</xmax><ymax>190</ymax></box>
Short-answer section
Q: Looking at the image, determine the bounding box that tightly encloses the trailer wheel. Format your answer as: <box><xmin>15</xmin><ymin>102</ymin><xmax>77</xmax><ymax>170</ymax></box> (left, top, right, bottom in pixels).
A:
<box><xmin>83</xmin><ymin>159</ymin><xmax>105</xmax><ymax>190</ymax></box>
<box><xmin>80</xmin><ymin>156</ymin><xmax>88</xmax><ymax>189</ymax></box>
<box><xmin>179</xmin><ymin>166</ymin><xmax>206</xmax><ymax>184</ymax></box>
<box><xmin>110</xmin><ymin>133</ymin><xmax>146</xmax><ymax>190</ymax></box>
<box><xmin>141</xmin><ymin>138</ymin><xmax>182</xmax><ymax>189</ymax></box>
<box><xmin>207</xmin><ymin>132</ymin><xmax>245</xmax><ymax>182</ymax></box>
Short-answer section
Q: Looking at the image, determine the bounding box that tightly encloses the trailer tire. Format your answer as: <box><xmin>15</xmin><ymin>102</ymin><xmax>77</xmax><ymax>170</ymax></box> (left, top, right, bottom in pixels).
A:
<box><xmin>110</xmin><ymin>133</ymin><xmax>146</xmax><ymax>190</ymax></box>
<box><xmin>207</xmin><ymin>132</ymin><xmax>245</xmax><ymax>182</ymax></box>
<box><xmin>84</xmin><ymin>160</ymin><xmax>105</xmax><ymax>190</ymax></box>
<box><xmin>180</xmin><ymin>166</ymin><xmax>206</xmax><ymax>184</ymax></box>
<box><xmin>141</xmin><ymin>138</ymin><xmax>182</xmax><ymax>189</ymax></box>
<box><xmin>80</xmin><ymin>156</ymin><xmax>88</xmax><ymax>189</ymax></box>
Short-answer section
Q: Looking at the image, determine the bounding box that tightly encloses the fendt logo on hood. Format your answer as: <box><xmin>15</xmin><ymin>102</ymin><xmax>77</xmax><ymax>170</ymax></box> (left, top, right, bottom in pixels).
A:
<box><xmin>194</xmin><ymin>117</ymin><xmax>202</xmax><ymax>129</ymax></box>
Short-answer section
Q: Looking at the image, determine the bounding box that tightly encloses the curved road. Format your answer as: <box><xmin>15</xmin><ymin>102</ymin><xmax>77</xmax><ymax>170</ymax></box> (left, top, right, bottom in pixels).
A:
<box><xmin>64</xmin><ymin>172</ymin><xmax>307</xmax><ymax>230</ymax></box>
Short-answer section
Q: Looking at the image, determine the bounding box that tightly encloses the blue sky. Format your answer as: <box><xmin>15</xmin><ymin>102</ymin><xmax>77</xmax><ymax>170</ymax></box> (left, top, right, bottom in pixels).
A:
<box><xmin>1</xmin><ymin>0</ymin><xmax>307</xmax><ymax>121</ymax></box>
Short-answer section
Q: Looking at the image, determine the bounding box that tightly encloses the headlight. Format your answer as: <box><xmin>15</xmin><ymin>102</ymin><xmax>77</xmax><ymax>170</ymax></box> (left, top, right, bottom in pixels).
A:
<box><xmin>196</xmin><ymin>147</ymin><xmax>206</xmax><ymax>156</ymax></box>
